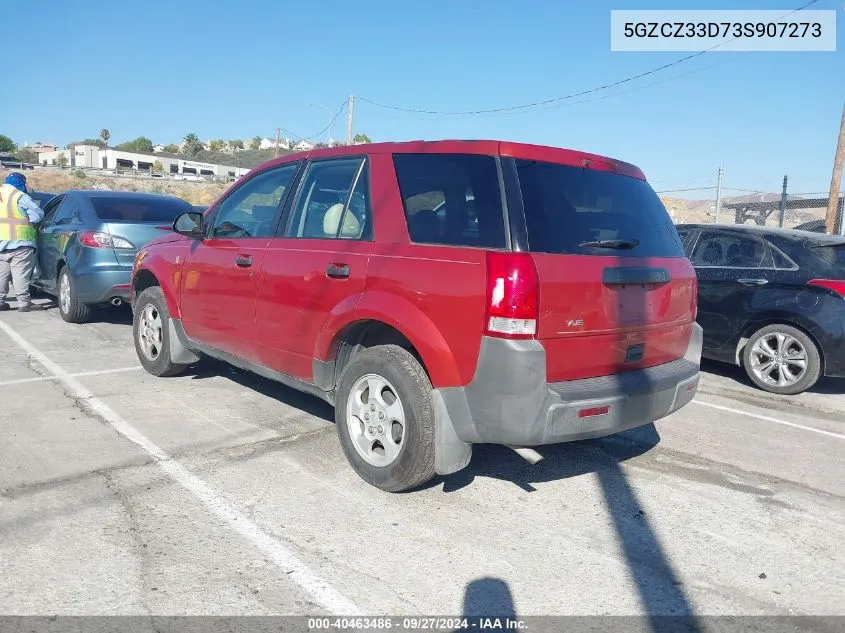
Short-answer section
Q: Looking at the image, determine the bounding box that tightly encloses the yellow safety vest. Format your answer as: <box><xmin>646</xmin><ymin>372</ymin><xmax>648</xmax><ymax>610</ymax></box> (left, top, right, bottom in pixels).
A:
<box><xmin>0</xmin><ymin>184</ymin><xmax>36</xmax><ymax>242</ymax></box>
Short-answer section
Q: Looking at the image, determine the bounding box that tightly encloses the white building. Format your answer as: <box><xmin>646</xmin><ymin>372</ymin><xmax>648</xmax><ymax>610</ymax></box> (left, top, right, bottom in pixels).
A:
<box><xmin>293</xmin><ymin>140</ymin><xmax>315</xmax><ymax>151</ymax></box>
<box><xmin>38</xmin><ymin>145</ymin><xmax>251</xmax><ymax>181</ymax></box>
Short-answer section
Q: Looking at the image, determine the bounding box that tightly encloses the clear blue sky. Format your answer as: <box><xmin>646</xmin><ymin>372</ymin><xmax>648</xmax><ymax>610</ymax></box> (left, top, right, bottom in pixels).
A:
<box><xmin>3</xmin><ymin>0</ymin><xmax>843</xmax><ymax>195</ymax></box>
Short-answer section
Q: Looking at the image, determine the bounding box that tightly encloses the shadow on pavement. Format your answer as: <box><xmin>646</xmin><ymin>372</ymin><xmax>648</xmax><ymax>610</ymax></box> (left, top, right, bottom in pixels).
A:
<box><xmin>429</xmin><ymin>424</ymin><xmax>661</xmax><ymax>493</ymax></box>
<box><xmin>701</xmin><ymin>358</ymin><xmax>844</xmax><ymax>396</ymax></box>
<box><xmin>87</xmin><ymin>304</ymin><xmax>134</xmax><ymax>325</ymax></box>
<box><xmin>183</xmin><ymin>356</ymin><xmax>334</xmax><ymax>423</ymax></box>
<box><xmin>460</xmin><ymin>577</ymin><xmax>517</xmax><ymax>624</ymax></box>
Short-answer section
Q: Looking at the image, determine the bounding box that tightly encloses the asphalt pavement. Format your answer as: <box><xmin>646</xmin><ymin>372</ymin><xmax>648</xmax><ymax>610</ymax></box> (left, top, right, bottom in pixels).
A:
<box><xmin>1</xmin><ymin>300</ymin><xmax>844</xmax><ymax>618</ymax></box>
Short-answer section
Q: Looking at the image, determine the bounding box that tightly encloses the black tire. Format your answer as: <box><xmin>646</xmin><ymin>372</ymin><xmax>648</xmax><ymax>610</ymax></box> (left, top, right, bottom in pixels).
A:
<box><xmin>133</xmin><ymin>286</ymin><xmax>191</xmax><ymax>377</ymax></box>
<box><xmin>335</xmin><ymin>344</ymin><xmax>436</xmax><ymax>492</ymax></box>
<box><xmin>57</xmin><ymin>267</ymin><xmax>92</xmax><ymax>324</ymax></box>
<box><xmin>742</xmin><ymin>324</ymin><xmax>821</xmax><ymax>395</ymax></box>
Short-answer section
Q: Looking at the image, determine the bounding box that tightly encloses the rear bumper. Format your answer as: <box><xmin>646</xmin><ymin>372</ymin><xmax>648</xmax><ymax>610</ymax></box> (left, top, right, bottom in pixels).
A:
<box><xmin>435</xmin><ymin>323</ymin><xmax>703</xmax><ymax>450</ymax></box>
<box><xmin>73</xmin><ymin>266</ymin><xmax>132</xmax><ymax>303</ymax></box>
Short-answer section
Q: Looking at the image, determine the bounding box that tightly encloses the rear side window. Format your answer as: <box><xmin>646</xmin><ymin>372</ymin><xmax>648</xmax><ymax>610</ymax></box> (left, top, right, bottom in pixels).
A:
<box><xmin>690</xmin><ymin>231</ymin><xmax>770</xmax><ymax>268</ymax></box>
<box><xmin>514</xmin><ymin>159</ymin><xmax>683</xmax><ymax>257</ymax></box>
<box><xmin>393</xmin><ymin>153</ymin><xmax>506</xmax><ymax>248</ymax></box>
<box><xmin>771</xmin><ymin>245</ymin><xmax>798</xmax><ymax>270</ymax></box>
<box><xmin>92</xmin><ymin>196</ymin><xmax>191</xmax><ymax>222</ymax></box>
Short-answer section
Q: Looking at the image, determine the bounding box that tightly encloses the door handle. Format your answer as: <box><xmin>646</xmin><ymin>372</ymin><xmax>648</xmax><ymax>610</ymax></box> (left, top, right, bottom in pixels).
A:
<box><xmin>326</xmin><ymin>263</ymin><xmax>350</xmax><ymax>279</ymax></box>
<box><xmin>235</xmin><ymin>254</ymin><xmax>253</xmax><ymax>268</ymax></box>
<box><xmin>736</xmin><ymin>278</ymin><xmax>768</xmax><ymax>286</ymax></box>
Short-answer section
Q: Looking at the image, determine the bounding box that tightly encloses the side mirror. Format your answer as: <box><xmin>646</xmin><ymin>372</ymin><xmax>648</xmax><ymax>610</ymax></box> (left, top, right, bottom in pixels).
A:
<box><xmin>173</xmin><ymin>211</ymin><xmax>205</xmax><ymax>239</ymax></box>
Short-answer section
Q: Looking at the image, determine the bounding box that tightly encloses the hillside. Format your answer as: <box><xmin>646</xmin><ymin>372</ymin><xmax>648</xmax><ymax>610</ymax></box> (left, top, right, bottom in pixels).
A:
<box><xmin>12</xmin><ymin>169</ymin><xmax>228</xmax><ymax>206</ymax></box>
<box><xmin>661</xmin><ymin>193</ymin><xmax>828</xmax><ymax>227</ymax></box>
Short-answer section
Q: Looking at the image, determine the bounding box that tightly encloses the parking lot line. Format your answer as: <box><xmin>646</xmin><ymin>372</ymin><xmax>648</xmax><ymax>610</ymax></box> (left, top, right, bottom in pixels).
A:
<box><xmin>0</xmin><ymin>365</ymin><xmax>142</xmax><ymax>387</ymax></box>
<box><xmin>693</xmin><ymin>399</ymin><xmax>845</xmax><ymax>440</ymax></box>
<box><xmin>0</xmin><ymin>319</ymin><xmax>362</xmax><ymax>616</ymax></box>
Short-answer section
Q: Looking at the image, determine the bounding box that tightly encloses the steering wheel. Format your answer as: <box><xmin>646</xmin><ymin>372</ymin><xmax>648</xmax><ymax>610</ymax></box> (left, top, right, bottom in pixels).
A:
<box><xmin>216</xmin><ymin>221</ymin><xmax>250</xmax><ymax>238</ymax></box>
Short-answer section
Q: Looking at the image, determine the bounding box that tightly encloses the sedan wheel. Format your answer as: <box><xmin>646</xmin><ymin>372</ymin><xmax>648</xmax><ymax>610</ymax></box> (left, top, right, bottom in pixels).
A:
<box><xmin>742</xmin><ymin>324</ymin><xmax>821</xmax><ymax>395</ymax></box>
<box><xmin>749</xmin><ymin>332</ymin><xmax>808</xmax><ymax>388</ymax></box>
<box><xmin>57</xmin><ymin>268</ymin><xmax>92</xmax><ymax>324</ymax></box>
<box><xmin>59</xmin><ymin>273</ymin><xmax>71</xmax><ymax>314</ymax></box>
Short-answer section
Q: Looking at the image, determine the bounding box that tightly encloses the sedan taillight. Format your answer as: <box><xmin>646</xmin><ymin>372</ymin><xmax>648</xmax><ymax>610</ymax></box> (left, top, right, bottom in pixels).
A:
<box><xmin>807</xmin><ymin>279</ymin><xmax>845</xmax><ymax>298</ymax></box>
<box><xmin>79</xmin><ymin>231</ymin><xmax>134</xmax><ymax>249</ymax></box>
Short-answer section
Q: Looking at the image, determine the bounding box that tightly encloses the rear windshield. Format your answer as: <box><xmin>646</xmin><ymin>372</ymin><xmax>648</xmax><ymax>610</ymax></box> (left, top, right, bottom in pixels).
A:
<box><xmin>92</xmin><ymin>196</ymin><xmax>191</xmax><ymax>222</ymax></box>
<box><xmin>514</xmin><ymin>159</ymin><xmax>684</xmax><ymax>257</ymax></box>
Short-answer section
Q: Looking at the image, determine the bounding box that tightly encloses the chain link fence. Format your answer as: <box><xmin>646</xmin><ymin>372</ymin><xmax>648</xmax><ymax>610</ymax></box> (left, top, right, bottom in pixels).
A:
<box><xmin>658</xmin><ymin>184</ymin><xmax>844</xmax><ymax>235</ymax></box>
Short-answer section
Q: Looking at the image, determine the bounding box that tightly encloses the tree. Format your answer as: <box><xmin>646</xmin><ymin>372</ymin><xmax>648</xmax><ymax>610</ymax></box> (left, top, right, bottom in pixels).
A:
<box><xmin>162</xmin><ymin>144</ymin><xmax>180</xmax><ymax>154</ymax></box>
<box><xmin>229</xmin><ymin>139</ymin><xmax>244</xmax><ymax>151</ymax></box>
<box><xmin>209</xmin><ymin>139</ymin><xmax>225</xmax><ymax>153</ymax></box>
<box><xmin>182</xmin><ymin>133</ymin><xmax>203</xmax><ymax>156</ymax></box>
<box><xmin>0</xmin><ymin>134</ymin><xmax>15</xmax><ymax>153</ymax></box>
<box><xmin>66</xmin><ymin>138</ymin><xmax>104</xmax><ymax>149</ymax></box>
<box><xmin>250</xmin><ymin>135</ymin><xmax>262</xmax><ymax>150</ymax></box>
<box><xmin>56</xmin><ymin>153</ymin><xmax>68</xmax><ymax>168</ymax></box>
<box><xmin>352</xmin><ymin>133</ymin><xmax>372</xmax><ymax>144</ymax></box>
<box><xmin>100</xmin><ymin>128</ymin><xmax>111</xmax><ymax>146</ymax></box>
<box><xmin>14</xmin><ymin>149</ymin><xmax>38</xmax><ymax>164</ymax></box>
<box><xmin>115</xmin><ymin>136</ymin><xmax>154</xmax><ymax>153</ymax></box>
<box><xmin>152</xmin><ymin>160</ymin><xmax>164</xmax><ymax>173</ymax></box>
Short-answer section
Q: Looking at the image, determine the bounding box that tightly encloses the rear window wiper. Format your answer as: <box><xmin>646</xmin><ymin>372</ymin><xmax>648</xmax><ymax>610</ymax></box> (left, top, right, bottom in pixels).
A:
<box><xmin>578</xmin><ymin>239</ymin><xmax>640</xmax><ymax>250</ymax></box>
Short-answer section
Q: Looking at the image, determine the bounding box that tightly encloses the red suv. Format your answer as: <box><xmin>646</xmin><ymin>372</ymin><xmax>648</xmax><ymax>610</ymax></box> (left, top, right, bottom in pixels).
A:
<box><xmin>130</xmin><ymin>140</ymin><xmax>702</xmax><ymax>492</ymax></box>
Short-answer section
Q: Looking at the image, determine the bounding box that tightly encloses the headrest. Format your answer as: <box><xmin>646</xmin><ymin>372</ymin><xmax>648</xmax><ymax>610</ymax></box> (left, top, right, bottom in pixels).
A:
<box><xmin>323</xmin><ymin>203</ymin><xmax>361</xmax><ymax>237</ymax></box>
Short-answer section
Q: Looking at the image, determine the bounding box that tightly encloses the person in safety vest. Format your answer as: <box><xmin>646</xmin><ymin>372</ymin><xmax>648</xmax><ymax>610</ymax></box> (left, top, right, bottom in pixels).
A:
<box><xmin>0</xmin><ymin>172</ymin><xmax>45</xmax><ymax>311</ymax></box>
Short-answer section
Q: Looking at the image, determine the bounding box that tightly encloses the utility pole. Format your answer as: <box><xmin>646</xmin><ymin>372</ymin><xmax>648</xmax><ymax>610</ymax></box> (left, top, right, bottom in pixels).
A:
<box><xmin>714</xmin><ymin>165</ymin><xmax>724</xmax><ymax>224</ymax></box>
<box><xmin>346</xmin><ymin>95</ymin><xmax>354</xmax><ymax>145</ymax></box>
<box><xmin>778</xmin><ymin>175</ymin><xmax>788</xmax><ymax>228</ymax></box>
<box><xmin>825</xmin><ymin>102</ymin><xmax>845</xmax><ymax>235</ymax></box>
<box><xmin>274</xmin><ymin>128</ymin><xmax>281</xmax><ymax>158</ymax></box>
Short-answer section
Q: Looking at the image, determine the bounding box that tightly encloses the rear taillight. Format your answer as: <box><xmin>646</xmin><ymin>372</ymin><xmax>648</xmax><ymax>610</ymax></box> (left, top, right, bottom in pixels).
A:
<box><xmin>79</xmin><ymin>231</ymin><xmax>135</xmax><ymax>249</ymax></box>
<box><xmin>808</xmin><ymin>279</ymin><xmax>845</xmax><ymax>298</ymax></box>
<box><xmin>484</xmin><ymin>252</ymin><xmax>539</xmax><ymax>339</ymax></box>
<box><xmin>690</xmin><ymin>276</ymin><xmax>698</xmax><ymax>321</ymax></box>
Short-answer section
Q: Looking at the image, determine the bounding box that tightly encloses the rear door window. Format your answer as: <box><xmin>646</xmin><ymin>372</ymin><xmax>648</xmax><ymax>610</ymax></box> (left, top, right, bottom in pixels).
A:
<box><xmin>393</xmin><ymin>153</ymin><xmax>506</xmax><ymax>248</ymax></box>
<box><xmin>514</xmin><ymin>159</ymin><xmax>683</xmax><ymax>257</ymax></box>
<box><xmin>690</xmin><ymin>231</ymin><xmax>772</xmax><ymax>268</ymax></box>
<box><xmin>41</xmin><ymin>195</ymin><xmax>65</xmax><ymax>222</ymax></box>
<box><xmin>52</xmin><ymin>197</ymin><xmax>83</xmax><ymax>226</ymax></box>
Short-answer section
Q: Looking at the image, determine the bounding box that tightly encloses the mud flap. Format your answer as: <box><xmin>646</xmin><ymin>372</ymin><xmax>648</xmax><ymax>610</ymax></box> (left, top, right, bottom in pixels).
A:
<box><xmin>168</xmin><ymin>319</ymin><xmax>202</xmax><ymax>365</ymax></box>
<box><xmin>432</xmin><ymin>390</ymin><xmax>472</xmax><ymax>475</ymax></box>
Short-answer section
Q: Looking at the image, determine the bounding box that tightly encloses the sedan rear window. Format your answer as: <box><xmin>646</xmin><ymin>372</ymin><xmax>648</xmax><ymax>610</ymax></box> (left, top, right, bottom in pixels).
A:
<box><xmin>92</xmin><ymin>196</ymin><xmax>192</xmax><ymax>222</ymax></box>
<box><xmin>514</xmin><ymin>159</ymin><xmax>684</xmax><ymax>257</ymax></box>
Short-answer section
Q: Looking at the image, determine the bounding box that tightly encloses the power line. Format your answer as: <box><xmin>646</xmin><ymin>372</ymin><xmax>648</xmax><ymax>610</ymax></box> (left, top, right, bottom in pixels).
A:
<box><xmin>358</xmin><ymin>0</ymin><xmax>821</xmax><ymax>117</ymax></box>
<box><xmin>284</xmin><ymin>101</ymin><xmax>348</xmax><ymax>142</ymax></box>
<box><xmin>408</xmin><ymin>51</ymin><xmax>756</xmax><ymax>121</ymax></box>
